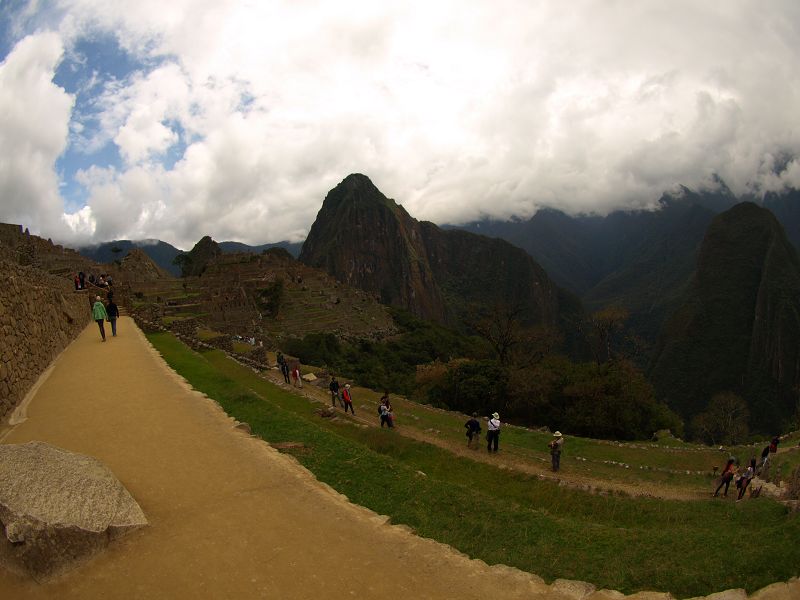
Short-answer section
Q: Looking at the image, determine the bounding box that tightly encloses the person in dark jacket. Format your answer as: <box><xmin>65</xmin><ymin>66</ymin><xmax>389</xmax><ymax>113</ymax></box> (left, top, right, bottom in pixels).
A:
<box><xmin>106</xmin><ymin>298</ymin><xmax>119</xmax><ymax>337</ymax></box>
<box><xmin>329</xmin><ymin>376</ymin><xmax>340</xmax><ymax>407</ymax></box>
<box><xmin>464</xmin><ymin>413</ymin><xmax>481</xmax><ymax>448</ymax></box>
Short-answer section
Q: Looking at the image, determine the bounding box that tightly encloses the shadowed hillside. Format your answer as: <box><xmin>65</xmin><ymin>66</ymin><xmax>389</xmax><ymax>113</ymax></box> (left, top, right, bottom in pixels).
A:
<box><xmin>649</xmin><ymin>202</ymin><xmax>800</xmax><ymax>432</ymax></box>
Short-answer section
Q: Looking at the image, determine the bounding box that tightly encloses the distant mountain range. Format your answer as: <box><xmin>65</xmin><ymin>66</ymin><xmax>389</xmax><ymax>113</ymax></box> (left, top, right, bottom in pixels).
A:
<box><xmin>78</xmin><ymin>239</ymin><xmax>302</xmax><ymax>276</ymax></box>
<box><xmin>453</xmin><ymin>184</ymin><xmax>800</xmax><ymax>346</ymax></box>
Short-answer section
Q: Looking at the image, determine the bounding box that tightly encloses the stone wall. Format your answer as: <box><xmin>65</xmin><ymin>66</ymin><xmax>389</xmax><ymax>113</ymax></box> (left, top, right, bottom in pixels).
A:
<box><xmin>0</xmin><ymin>259</ymin><xmax>92</xmax><ymax>421</ymax></box>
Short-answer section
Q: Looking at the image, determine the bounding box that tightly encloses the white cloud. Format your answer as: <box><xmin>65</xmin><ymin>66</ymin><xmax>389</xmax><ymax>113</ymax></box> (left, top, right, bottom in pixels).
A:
<box><xmin>3</xmin><ymin>1</ymin><xmax>800</xmax><ymax>248</ymax></box>
<box><xmin>0</xmin><ymin>32</ymin><xmax>74</xmax><ymax>239</ymax></box>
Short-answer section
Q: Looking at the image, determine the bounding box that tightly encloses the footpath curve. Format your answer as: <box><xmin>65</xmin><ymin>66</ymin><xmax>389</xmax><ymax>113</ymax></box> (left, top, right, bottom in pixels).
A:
<box><xmin>0</xmin><ymin>318</ymin><xmax>796</xmax><ymax>599</ymax></box>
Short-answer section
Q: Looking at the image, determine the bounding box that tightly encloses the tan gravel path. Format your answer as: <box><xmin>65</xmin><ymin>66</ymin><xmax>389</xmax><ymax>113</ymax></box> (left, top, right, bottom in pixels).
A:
<box><xmin>1</xmin><ymin>318</ymin><xmax>797</xmax><ymax>600</ymax></box>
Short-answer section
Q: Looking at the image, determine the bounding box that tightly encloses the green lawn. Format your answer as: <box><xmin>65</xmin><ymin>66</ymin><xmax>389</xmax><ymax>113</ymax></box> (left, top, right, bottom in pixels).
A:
<box><xmin>147</xmin><ymin>332</ymin><xmax>800</xmax><ymax>598</ymax></box>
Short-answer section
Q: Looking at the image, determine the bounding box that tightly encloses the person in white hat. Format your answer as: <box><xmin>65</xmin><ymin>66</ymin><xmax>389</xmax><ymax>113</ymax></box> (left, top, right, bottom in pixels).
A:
<box><xmin>549</xmin><ymin>431</ymin><xmax>564</xmax><ymax>472</ymax></box>
<box><xmin>342</xmin><ymin>383</ymin><xmax>355</xmax><ymax>415</ymax></box>
<box><xmin>487</xmin><ymin>412</ymin><xmax>501</xmax><ymax>453</ymax></box>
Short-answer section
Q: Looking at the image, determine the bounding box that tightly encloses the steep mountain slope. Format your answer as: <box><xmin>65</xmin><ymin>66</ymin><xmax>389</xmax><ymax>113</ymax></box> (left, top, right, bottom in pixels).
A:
<box><xmin>582</xmin><ymin>201</ymin><xmax>717</xmax><ymax>342</ymax></box>
<box><xmin>649</xmin><ymin>202</ymin><xmax>800</xmax><ymax>432</ymax></box>
<box><xmin>299</xmin><ymin>174</ymin><xmax>573</xmax><ymax>331</ymax></box>
<box><xmin>763</xmin><ymin>188</ymin><xmax>800</xmax><ymax>251</ymax></box>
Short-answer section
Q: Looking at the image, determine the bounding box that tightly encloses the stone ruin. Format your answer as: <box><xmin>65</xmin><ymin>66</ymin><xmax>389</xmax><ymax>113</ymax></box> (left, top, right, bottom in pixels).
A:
<box><xmin>0</xmin><ymin>441</ymin><xmax>147</xmax><ymax>581</ymax></box>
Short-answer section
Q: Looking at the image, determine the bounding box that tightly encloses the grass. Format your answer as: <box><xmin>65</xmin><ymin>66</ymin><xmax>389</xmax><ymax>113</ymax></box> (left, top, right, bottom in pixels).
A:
<box><xmin>147</xmin><ymin>331</ymin><xmax>800</xmax><ymax>598</ymax></box>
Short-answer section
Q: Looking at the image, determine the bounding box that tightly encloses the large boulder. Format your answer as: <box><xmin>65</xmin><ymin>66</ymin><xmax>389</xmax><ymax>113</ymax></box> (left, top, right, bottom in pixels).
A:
<box><xmin>0</xmin><ymin>441</ymin><xmax>147</xmax><ymax>580</ymax></box>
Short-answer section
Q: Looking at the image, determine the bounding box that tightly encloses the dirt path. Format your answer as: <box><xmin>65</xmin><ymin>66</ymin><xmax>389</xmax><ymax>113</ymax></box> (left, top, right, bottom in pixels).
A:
<box><xmin>261</xmin><ymin>370</ymin><xmax>705</xmax><ymax>501</ymax></box>
<box><xmin>0</xmin><ymin>318</ymin><xmax>585</xmax><ymax>599</ymax></box>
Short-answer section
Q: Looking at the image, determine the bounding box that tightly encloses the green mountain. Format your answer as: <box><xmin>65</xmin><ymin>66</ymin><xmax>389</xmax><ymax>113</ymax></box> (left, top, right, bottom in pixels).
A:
<box><xmin>174</xmin><ymin>235</ymin><xmax>222</xmax><ymax>277</ymax></box>
<box><xmin>299</xmin><ymin>174</ymin><xmax>577</xmax><ymax>333</ymax></box>
<box><xmin>649</xmin><ymin>202</ymin><xmax>800</xmax><ymax>432</ymax></box>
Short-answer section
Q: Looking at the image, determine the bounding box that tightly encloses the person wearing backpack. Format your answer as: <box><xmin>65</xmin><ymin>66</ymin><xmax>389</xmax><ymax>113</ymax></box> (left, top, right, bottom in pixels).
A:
<box><xmin>464</xmin><ymin>413</ymin><xmax>481</xmax><ymax>448</ymax></box>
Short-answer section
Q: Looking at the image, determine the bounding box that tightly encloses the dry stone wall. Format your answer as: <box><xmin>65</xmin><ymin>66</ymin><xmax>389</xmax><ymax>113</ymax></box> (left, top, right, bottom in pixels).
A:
<box><xmin>0</xmin><ymin>259</ymin><xmax>92</xmax><ymax>422</ymax></box>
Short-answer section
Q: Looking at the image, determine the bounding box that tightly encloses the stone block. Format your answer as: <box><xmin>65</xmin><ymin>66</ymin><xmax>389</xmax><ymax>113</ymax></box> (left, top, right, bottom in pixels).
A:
<box><xmin>0</xmin><ymin>441</ymin><xmax>147</xmax><ymax>581</ymax></box>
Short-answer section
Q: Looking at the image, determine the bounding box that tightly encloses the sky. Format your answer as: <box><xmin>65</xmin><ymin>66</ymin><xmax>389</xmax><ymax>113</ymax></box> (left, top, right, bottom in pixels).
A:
<box><xmin>1</xmin><ymin>1</ymin><xmax>800</xmax><ymax>250</ymax></box>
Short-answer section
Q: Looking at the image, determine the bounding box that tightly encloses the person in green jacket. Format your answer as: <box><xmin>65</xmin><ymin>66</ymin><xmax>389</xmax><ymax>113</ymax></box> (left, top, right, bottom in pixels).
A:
<box><xmin>92</xmin><ymin>295</ymin><xmax>109</xmax><ymax>341</ymax></box>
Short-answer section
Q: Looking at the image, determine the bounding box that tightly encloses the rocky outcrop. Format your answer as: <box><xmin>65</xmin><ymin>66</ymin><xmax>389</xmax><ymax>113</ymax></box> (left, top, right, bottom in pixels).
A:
<box><xmin>0</xmin><ymin>441</ymin><xmax>147</xmax><ymax>580</ymax></box>
<box><xmin>300</xmin><ymin>174</ymin><xmax>571</xmax><ymax>330</ymax></box>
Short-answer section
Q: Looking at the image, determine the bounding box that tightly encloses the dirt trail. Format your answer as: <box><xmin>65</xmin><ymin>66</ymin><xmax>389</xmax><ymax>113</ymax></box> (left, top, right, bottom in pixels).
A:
<box><xmin>0</xmin><ymin>318</ymin><xmax>584</xmax><ymax>599</ymax></box>
<box><xmin>262</xmin><ymin>371</ymin><xmax>705</xmax><ymax>501</ymax></box>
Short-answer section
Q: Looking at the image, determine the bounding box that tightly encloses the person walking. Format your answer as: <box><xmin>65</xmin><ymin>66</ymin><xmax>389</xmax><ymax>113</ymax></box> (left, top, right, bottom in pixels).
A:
<box><xmin>342</xmin><ymin>384</ymin><xmax>355</xmax><ymax>415</ymax></box>
<box><xmin>737</xmin><ymin>458</ymin><xmax>756</xmax><ymax>501</ymax></box>
<box><xmin>464</xmin><ymin>413</ymin><xmax>481</xmax><ymax>448</ymax></box>
<box><xmin>329</xmin><ymin>376</ymin><xmax>340</xmax><ymax>407</ymax></box>
<box><xmin>714</xmin><ymin>458</ymin><xmax>736</xmax><ymax>497</ymax></box>
<box><xmin>549</xmin><ymin>431</ymin><xmax>564</xmax><ymax>471</ymax></box>
<box><xmin>276</xmin><ymin>352</ymin><xmax>290</xmax><ymax>384</ymax></box>
<box><xmin>106</xmin><ymin>297</ymin><xmax>119</xmax><ymax>337</ymax></box>
<box><xmin>280</xmin><ymin>361</ymin><xmax>290</xmax><ymax>384</ymax></box>
<box><xmin>291</xmin><ymin>365</ymin><xmax>303</xmax><ymax>388</ymax></box>
<box><xmin>91</xmin><ymin>295</ymin><xmax>108</xmax><ymax>341</ymax></box>
<box><xmin>486</xmin><ymin>412</ymin><xmax>501</xmax><ymax>453</ymax></box>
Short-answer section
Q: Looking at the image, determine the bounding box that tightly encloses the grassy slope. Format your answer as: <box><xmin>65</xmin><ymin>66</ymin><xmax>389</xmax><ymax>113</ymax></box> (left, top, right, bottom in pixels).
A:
<box><xmin>148</xmin><ymin>332</ymin><xmax>800</xmax><ymax>598</ymax></box>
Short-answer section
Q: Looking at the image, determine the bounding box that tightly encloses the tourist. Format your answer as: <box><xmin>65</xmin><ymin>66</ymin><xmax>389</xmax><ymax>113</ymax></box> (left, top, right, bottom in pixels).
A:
<box><xmin>329</xmin><ymin>376</ymin><xmax>340</xmax><ymax>407</ymax></box>
<box><xmin>714</xmin><ymin>458</ymin><xmax>736</xmax><ymax>497</ymax></box>
<box><xmin>487</xmin><ymin>412</ymin><xmax>501</xmax><ymax>453</ymax></box>
<box><xmin>91</xmin><ymin>295</ymin><xmax>108</xmax><ymax>342</ymax></box>
<box><xmin>277</xmin><ymin>352</ymin><xmax>290</xmax><ymax>384</ymax></box>
<box><xmin>379</xmin><ymin>393</ymin><xmax>393</xmax><ymax>428</ymax></box>
<box><xmin>291</xmin><ymin>364</ymin><xmax>303</xmax><ymax>388</ymax></box>
<box><xmin>737</xmin><ymin>458</ymin><xmax>757</xmax><ymax>501</ymax></box>
<box><xmin>549</xmin><ymin>431</ymin><xmax>564</xmax><ymax>471</ymax></box>
<box><xmin>73</xmin><ymin>273</ymin><xmax>80</xmax><ymax>291</ymax></box>
<box><xmin>342</xmin><ymin>383</ymin><xmax>355</xmax><ymax>415</ymax></box>
<box><xmin>464</xmin><ymin>413</ymin><xmax>481</xmax><ymax>448</ymax></box>
<box><xmin>106</xmin><ymin>297</ymin><xmax>119</xmax><ymax>337</ymax></box>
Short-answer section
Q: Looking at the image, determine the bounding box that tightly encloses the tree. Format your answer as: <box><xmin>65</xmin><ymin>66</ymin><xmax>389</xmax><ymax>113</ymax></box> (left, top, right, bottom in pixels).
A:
<box><xmin>472</xmin><ymin>301</ymin><xmax>560</xmax><ymax>368</ymax></box>
<box><xmin>691</xmin><ymin>392</ymin><xmax>749</xmax><ymax>445</ymax></box>
<box><xmin>586</xmin><ymin>306</ymin><xmax>629</xmax><ymax>364</ymax></box>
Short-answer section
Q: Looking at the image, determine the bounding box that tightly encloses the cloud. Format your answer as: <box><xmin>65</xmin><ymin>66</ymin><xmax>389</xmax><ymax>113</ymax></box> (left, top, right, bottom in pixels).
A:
<box><xmin>2</xmin><ymin>1</ymin><xmax>800</xmax><ymax>248</ymax></box>
<box><xmin>0</xmin><ymin>32</ymin><xmax>74</xmax><ymax>239</ymax></box>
